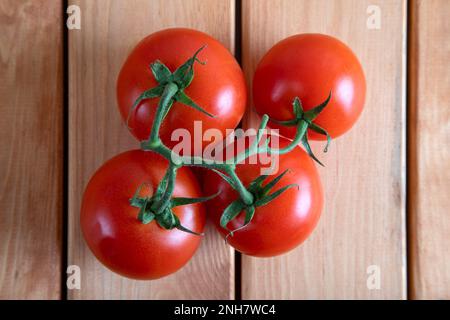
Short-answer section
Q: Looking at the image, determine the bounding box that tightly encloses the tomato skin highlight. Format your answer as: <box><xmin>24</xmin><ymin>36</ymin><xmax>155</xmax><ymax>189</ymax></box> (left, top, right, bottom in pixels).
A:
<box><xmin>203</xmin><ymin>136</ymin><xmax>323</xmax><ymax>257</ymax></box>
<box><xmin>80</xmin><ymin>150</ymin><xmax>205</xmax><ymax>280</ymax></box>
<box><xmin>253</xmin><ymin>33</ymin><xmax>366</xmax><ymax>140</ymax></box>
<box><xmin>117</xmin><ymin>28</ymin><xmax>247</xmax><ymax>154</ymax></box>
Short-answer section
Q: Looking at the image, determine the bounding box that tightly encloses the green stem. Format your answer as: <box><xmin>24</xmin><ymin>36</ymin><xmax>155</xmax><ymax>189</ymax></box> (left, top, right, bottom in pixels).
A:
<box><xmin>142</xmin><ymin>113</ymin><xmax>308</xmax><ymax>213</ymax></box>
<box><xmin>233</xmin><ymin>115</ymin><xmax>270</xmax><ymax>164</ymax></box>
<box><xmin>148</xmin><ymin>82</ymin><xmax>178</xmax><ymax>145</ymax></box>
<box><xmin>154</xmin><ymin>163</ymin><xmax>178</xmax><ymax>214</ymax></box>
<box><xmin>226</xmin><ymin>167</ymin><xmax>254</xmax><ymax>206</ymax></box>
<box><xmin>146</xmin><ymin>141</ymin><xmax>230</xmax><ymax>170</ymax></box>
<box><xmin>265</xmin><ymin>120</ymin><xmax>309</xmax><ymax>155</ymax></box>
<box><xmin>232</xmin><ymin>115</ymin><xmax>308</xmax><ymax>163</ymax></box>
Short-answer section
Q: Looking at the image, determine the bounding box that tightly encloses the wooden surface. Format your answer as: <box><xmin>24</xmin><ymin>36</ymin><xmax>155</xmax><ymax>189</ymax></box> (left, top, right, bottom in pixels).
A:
<box><xmin>68</xmin><ymin>0</ymin><xmax>235</xmax><ymax>299</ymax></box>
<box><xmin>241</xmin><ymin>0</ymin><xmax>407</xmax><ymax>299</ymax></box>
<box><xmin>1</xmin><ymin>0</ymin><xmax>449</xmax><ymax>300</ymax></box>
<box><xmin>0</xmin><ymin>0</ymin><xmax>63</xmax><ymax>299</ymax></box>
<box><xmin>409</xmin><ymin>0</ymin><xmax>450</xmax><ymax>300</ymax></box>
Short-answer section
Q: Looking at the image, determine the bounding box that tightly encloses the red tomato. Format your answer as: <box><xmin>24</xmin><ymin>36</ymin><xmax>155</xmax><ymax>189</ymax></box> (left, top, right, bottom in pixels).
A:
<box><xmin>203</xmin><ymin>136</ymin><xmax>323</xmax><ymax>257</ymax></box>
<box><xmin>253</xmin><ymin>33</ymin><xmax>366</xmax><ymax>140</ymax></box>
<box><xmin>117</xmin><ymin>28</ymin><xmax>246</xmax><ymax>153</ymax></box>
<box><xmin>81</xmin><ymin>150</ymin><xmax>205</xmax><ymax>279</ymax></box>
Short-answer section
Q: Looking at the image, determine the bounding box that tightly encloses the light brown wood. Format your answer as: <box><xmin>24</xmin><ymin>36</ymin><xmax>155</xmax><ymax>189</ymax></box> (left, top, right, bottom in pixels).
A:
<box><xmin>68</xmin><ymin>0</ymin><xmax>235</xmax><ymax>299</ymax></box>
<box><xmin>409</xmin><ymin>0</ymin><xmax>450</xmax><ymax>300</ymax></box>
<box><xmin>0</xmin><ymin>0</ymin><xmax>62</xmax><ymax>299</ymax></box>
<box><xmin>241</xmin><ymin>0</ymin><xmax>407</xmax><ymax>299</ymax></box>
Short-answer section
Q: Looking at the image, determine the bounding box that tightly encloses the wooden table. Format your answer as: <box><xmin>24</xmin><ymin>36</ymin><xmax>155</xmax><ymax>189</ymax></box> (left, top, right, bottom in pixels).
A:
<box><xmin>0</xmin><ymin>0</ymin><xmax>448</xmax><ymax>300</ymax></box>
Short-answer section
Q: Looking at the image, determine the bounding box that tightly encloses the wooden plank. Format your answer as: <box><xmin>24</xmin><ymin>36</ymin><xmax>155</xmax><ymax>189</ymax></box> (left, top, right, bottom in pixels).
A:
<box><xmin>241</xmin><ymin>0</ymin><xmax>406</xmax><ymax>299</ymax></box>
<box><xmin>409</xmin><ymin>0</ymin><xmax>450</xmax><ymax>300</ymax></box>
<box><xmin>68</xmin><ymin>0</ymin><xmax>235</xmax><ymax>299</ymax></box>
<box><xmin>0</xmin><ymin>0</ymin><xmax>63</xmax><ymax>299</ymax></box>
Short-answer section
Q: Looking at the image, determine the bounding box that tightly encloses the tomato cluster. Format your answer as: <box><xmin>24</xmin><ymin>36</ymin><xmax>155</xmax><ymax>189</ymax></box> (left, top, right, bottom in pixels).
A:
<box><xmin>81</xmin><ymin>28</ymin><xmax>365</xmax><ymax>279</ymax></box>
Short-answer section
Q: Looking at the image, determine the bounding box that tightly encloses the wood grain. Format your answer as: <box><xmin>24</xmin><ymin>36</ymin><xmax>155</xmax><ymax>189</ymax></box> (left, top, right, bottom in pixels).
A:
<box><xmin>0</xmin><ymin>0</ymin><xmax>62</xmax><ymax>299</ymax></box>
<box><xmin>68</xmin><ymin>0</ymin><xmax>235</xmax><ymax>299</ymax></box>
<box><xmin>241</xmin><ymin>0</ymin><xmax>407</xmax><ymax>299</ymax></box>
<box><xmin>409</xmin><ymin>0</ymin><xmax>450</xmax><ymax>300</ymax></box>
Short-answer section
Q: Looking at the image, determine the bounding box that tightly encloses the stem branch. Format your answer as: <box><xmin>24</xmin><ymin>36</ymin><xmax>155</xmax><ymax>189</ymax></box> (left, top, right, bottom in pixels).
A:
<box><xmin>154</xmin><ymin>163</ymin><xmax>178</xmax><ymax>214</ymax></box>
<box><xmin>226</xmin><ymin>167</ymin><xmax>254</xmax><ymax>206</ymax></box>
<box><xmin>148</xmin><ymin>82</ymin><xmax>178</xmax><ymax>145</ymax></box>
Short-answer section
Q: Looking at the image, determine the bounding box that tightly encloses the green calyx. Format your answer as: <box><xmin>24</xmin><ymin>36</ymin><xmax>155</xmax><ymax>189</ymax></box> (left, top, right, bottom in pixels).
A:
<box><xmin>126</xmin><ymin>45</ymin><xmax>214</xmax><ymax>130</ymax></box>
<box><xmin>220</xmin><ymin>169</ymin><xmax>298</xmax><ymax>239</ymax></box>
<box><xmin>129</xmin><ymin>182</ymin><xmax>218</xmax><ymax>236</ymax></box>
<box><xmin>270</xmin><ymin>92</ymin><xmax>332</xmax><ymax>166</ymax></box>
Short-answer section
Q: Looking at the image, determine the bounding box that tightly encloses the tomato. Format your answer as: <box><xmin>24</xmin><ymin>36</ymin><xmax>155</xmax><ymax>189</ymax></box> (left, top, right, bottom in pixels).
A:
<box><xmin>81</xmin><ymin>150</ymin><xmax>205</xmax><ymax>279</ymax></box>
<box><xmin>117</xmin><ymin>28</ymin><xmax>246</xmax><ymax>154</ymax></box>
<box><xmin>253</xmin><ymin>33</ymin><xmax>366</xmax><ymax>140</ymax></box>
<box><xmin>202</xmin><ymin>135</ymin><xmax>323</xmax><ymax>257</ymax></box>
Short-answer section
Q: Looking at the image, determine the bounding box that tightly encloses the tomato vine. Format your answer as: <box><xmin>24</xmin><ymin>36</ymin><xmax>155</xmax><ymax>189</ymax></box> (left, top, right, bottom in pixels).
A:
<box><xmin>129</xmin><ymin>47</ymin><xmax>332</xmax><ymax>236</ymax></box>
